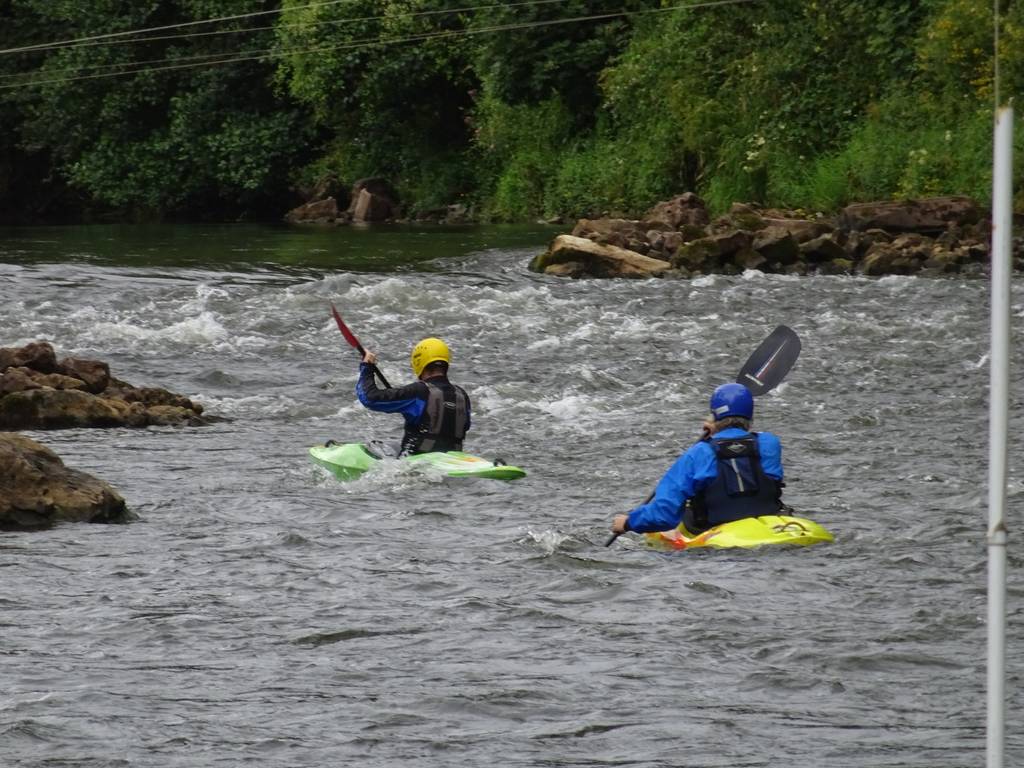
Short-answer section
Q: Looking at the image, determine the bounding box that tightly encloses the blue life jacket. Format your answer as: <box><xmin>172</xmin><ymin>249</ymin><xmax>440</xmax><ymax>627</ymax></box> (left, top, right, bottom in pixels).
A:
<box><xmin>685</xmin><ymin>434</ymin><xmax>782</xmax><ymax>532</ymax></box>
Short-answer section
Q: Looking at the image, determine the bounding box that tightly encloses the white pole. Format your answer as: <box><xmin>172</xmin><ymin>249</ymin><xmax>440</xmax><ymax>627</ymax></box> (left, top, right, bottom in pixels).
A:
<box><xmin>987</xmin><ymin>104</ymin><xmax>1013</xmax><ymax>768</ymax></box>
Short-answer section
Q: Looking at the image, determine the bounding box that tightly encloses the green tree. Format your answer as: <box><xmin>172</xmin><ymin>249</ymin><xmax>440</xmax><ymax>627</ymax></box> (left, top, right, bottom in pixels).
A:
<box><xmin>274</xmin><ymin>0</ymin><xmax>479</xmax><ymax>212</ymax></box>
<box><xmin>4</xmin><ymin>0</ymin><xmax>314</xmax><ymax>220</ymax></box>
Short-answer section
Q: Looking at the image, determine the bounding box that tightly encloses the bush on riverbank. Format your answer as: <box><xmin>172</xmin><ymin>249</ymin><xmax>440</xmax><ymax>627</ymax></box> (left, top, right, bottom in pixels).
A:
<box><xmin>478</xmin><ymin>1</ymin><xmax>1023</xmax><ymax>220</ymax></box>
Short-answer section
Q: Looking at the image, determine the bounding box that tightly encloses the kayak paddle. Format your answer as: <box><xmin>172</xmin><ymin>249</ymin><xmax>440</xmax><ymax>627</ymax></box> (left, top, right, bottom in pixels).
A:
<box><xmin>604</xmin><ymin>324</ymin><xmax>801</xmax><ymax>547</ymax></box>
<box><xmin>735</xmin><ymin>324</ymin><xmax>801</xmax><ymax>396</ymax></box>
<box><xmin>330</xmin><ymin>303</ymin><xmax>392</xmax><ymax>388</ymax></box>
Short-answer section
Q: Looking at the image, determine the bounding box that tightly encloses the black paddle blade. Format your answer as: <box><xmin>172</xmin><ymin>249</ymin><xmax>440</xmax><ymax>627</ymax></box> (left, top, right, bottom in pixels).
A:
<box><xmin>735</xmin><ymin>325</ymin><xmax>801</xmax><ymax>396</ymax></box>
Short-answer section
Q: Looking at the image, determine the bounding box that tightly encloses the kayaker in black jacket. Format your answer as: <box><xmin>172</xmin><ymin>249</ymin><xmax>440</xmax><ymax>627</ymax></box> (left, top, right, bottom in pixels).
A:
<box><xmin>356</xmin><ymin>337</ymin><xmax>471</xmax><ymax>456</ymax></box>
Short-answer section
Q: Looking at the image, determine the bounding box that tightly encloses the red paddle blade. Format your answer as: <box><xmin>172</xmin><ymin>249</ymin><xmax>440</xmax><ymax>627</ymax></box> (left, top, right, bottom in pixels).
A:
<box><xmin>330</xmin><ymin>303</ymin><xmax>364</xmax><ymax>352</ymax></box>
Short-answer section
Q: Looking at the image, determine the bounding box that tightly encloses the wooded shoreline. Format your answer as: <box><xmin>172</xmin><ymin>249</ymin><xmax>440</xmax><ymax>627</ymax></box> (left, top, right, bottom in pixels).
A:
<box><xmin>1</xmin><ymin>2</ymin><xmax>1020</xmax><ymax>227</ymax></box>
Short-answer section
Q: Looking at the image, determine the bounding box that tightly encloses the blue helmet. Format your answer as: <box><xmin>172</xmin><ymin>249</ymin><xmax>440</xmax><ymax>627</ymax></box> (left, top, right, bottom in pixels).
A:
<box><xmin>710</xmin><ymin>382</ymin><xmax>754</xmax><ymax>420</ymax></box>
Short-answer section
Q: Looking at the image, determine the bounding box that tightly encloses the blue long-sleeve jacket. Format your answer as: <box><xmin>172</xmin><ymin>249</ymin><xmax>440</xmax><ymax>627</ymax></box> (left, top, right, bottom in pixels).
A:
<box><xmin>626</xmin><ymin>427</ymin><xmax>783</xmax><ymax>533</ymax></box>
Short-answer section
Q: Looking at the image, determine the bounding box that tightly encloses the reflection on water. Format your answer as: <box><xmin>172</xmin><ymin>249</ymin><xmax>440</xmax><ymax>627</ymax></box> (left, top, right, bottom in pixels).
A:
<box><xmin>0</xmin><ymin>221</ymin><xmax>560</xmax><ymax>272</ymax></box>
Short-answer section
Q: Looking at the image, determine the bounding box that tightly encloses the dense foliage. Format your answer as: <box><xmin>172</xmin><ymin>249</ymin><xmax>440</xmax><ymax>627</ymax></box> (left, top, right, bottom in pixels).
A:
<box><xmin>0</xmin><ymin>0</ymin><xmax>1022</xmax><ymax>223</ymax></box>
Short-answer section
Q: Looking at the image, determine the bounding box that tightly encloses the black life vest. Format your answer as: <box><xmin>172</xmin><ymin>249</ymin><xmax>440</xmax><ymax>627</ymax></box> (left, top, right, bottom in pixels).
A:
<box><xmin>401</xmin><ymin>380</ymin><xmax>469</xmax><ymax>455</ymax></box>
<box><xmin>686</xmin><ymin>434</ymin><xmax>782</xmax><ymax>532</ymax></box>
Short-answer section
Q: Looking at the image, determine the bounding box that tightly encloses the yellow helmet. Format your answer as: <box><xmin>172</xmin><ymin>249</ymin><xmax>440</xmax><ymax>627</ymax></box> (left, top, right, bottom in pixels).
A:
<box><xmin>410</xmin><ymin>337</ymin><xmax>450</xmax><ymax>377</ymax></box>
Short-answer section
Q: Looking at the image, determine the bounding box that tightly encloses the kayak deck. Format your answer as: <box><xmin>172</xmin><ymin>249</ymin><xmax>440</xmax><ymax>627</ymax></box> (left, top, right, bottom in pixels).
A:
<box><xmin>644</xmin><ymin>514</ymin><xmax>833</xmax><ymax>551</ymax></box>
<box><xmin>309</xmin><ymin>441</ymin><xmax>527</xmax><ymax>481</ymax></box>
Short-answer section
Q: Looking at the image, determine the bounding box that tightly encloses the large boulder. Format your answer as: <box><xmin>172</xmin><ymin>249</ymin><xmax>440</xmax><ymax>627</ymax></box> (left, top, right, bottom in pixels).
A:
<box><xmin>861</xmin><ymin>243</ymin><xmax>924</xmax><ymax>275</ymax></box>
<box><xmin>0</xmin><ymin>342</ymin><xmax>211</xmax><ymax>430</ymax></box>
<box><xmin>760</xmin><ymin>216</ymin><xmax>834</xmax><ymax>243</ymax></box>
<box><xmin>351</xmin><ymin>188</ymin><xmax>395</xmax><ymax>223</ymax></box>
<box><xmin>348</xmin><ymin>177</ymin><xmax>399</xmax><ymax>222</ymax></box>
<box><xmin>752</xmin><ymin>226</ymin><xmax>801</xmax><ymax>266</ymax></box>
<box><xmin>284</xmin><ymin>196</ymin><xmax>343</xmax><ymax>224</ymax></box>
<box><xmin>0</xmin><ymin>367</ymin><xmax>87</xmax><ymax>394</ymax></box>
<box><xmin>0</xmin><ymin>389</ymin><xmax>149</xmax><ymax>429</ymax></box>
<box><xmin>59</xmin><ymin>357</ymin><xmax>109</xmax><ymax>394</ymax></box>
<box><xmin>839</xmin><ymin>196</ymin><xmax>981</xmax><ymax>234</ymax></box>
<box><xmin>0</xmin><ymin>433</ymin><xmax>130</xmax><ymax>529</ymax></box>
<box><xmin>800</xmin><ymin>234</ymin><xmax>848</xmax><ymax>264</ymax></box>
<box><xmin>672</xmin><ymin>231</ymin><xmax>752</xmax><ymax>272</ymax></box>
<box><xmin>643</xmin><ymin>193</ymin><xmax>711</xmax><ymax>230</ymax></box>
<box><xmin>571</xmin><ymin>218</ymin><xmax>654</xmax><ymax>254</ymax></box>
<box><xmin>530</xmin><ymin>235</ymin><xmax>671</xmax><ymax>278</ymax></box>
<box><xmin>0</xmin><ymin>341</ymin><xmax>58</xmax><ymax>373</ymax></box>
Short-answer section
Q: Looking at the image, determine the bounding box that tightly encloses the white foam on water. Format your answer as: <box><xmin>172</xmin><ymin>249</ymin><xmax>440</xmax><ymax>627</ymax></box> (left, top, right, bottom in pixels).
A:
<box><xmin>194</xmin><ymin>391</ymin><xmax>308</xmax><ymax>419</ymax></box>
<box><xmin>534</xmin><ymin>394</ymin><xmax>592</xmax><ymax>422</ymax></box>
<box><xmin>690</xmin><ymin>274</ymin><xmax>719</xmax><ymax>288</ymax></box>
<box><xmin>469</xmin><ymin>284</ymin><xmax>582</xmax><ymax>316</ymax></box>
<box><xmin>324</xmin><ymin>455</ymin><xmax>449</xmax><ymax>493</ymax></box>
<box><xmin>180</xmin><ymin>283</ymin><xmax>231</xmax><ymax>312</ymax></box>
<box><xmin>345</xmin><ymin>276</ymin><xmax>446</xmax><ymax>312</ymax></box>
<box><xmin>524</xmin><ymin>527</ymin><xmax>572</xmax><ymax>554</ymax></box>
<box><xmin>312</xmin><ymin>272</ymin><xmax>359</xmax><ymax>295</ymax></box>
<box><xmin>87</xmin><ymin>309</ymin><xmax>230</xmax><ymax>348</ymax></box>
<box><xmin>526</xmin><ymin>336</ymin><xmax>561</xmax><ymax>352</ymax></box>
<box><xmin>470</xmin><ymin>385</ymin><xmax>519</xmax><ymax>415</ymax></box>
<box><xmin>877</xmin><ymin>274</ymin><xmax>919</xmax><ymax>289</ymax></box>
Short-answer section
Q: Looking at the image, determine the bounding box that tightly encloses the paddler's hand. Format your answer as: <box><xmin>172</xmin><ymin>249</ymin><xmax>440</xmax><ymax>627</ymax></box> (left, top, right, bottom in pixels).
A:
<box><xmin>611</xmin><ymin>514</ymin><xmax>630</xmax><ymax>534</ymax></box>
<box><xmin>362</xmin><ymin>350</ymin><xmax>377</xmax><ymax>366</ymax></box>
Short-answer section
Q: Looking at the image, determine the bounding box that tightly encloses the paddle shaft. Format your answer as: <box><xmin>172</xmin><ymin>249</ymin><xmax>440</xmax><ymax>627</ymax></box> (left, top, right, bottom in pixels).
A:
<box><xmin>605</xmin><ymin>326</ymin><xmax>800</xmax><ymax>547</ymax></box>
<box><xmin>605</xmin><ymin>485</ymin><xmax>657</xmax><ymax>546</ymax></box>
<box><xmin>331</xmin><ymin>303</ymin><xmax>392</xmax><ymax>388</ymax></box>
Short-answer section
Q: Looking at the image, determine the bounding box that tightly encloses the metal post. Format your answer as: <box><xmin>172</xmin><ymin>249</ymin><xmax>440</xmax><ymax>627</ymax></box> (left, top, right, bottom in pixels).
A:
<box><xmin>987</xmin><ymin>104</ymin><xmax>1013</xmax><ymax>768</ymax></box>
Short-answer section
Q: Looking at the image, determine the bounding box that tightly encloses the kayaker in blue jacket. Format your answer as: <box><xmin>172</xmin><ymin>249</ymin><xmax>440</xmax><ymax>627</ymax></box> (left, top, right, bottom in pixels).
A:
<box><xmin>610</xmin><ymin>382</ymin><xmax>784</xmax><ymax>536</ymax></box>
<box><xmin>357</xmin><ymin>337</ymin><xmax>471</xmax><ymax>456</ymax></box>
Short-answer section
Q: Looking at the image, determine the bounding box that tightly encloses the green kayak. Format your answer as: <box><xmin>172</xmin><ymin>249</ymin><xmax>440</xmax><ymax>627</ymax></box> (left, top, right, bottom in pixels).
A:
<box><xmin>309</xmin><ymin>441</ymin><xmax>527</xmax><ymax>481</ymax></box>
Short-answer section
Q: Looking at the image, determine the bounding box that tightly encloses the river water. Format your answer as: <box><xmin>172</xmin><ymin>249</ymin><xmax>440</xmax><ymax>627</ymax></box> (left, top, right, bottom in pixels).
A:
<box><xmin>1</xmin><ymin>222</ymin><xmax>1021</xmax><ymax>767</ymax></box>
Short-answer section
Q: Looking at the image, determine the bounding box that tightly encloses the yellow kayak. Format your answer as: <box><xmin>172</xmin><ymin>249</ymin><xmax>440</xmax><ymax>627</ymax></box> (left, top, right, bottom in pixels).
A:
<box><xmin>643</xmin><ymin>514</ymin><xmax>833</xmax><ymax>551</ymax></box>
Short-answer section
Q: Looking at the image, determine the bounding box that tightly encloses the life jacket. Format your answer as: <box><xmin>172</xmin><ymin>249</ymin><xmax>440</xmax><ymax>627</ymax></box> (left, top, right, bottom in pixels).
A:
<box><xmin>401</xmin><ymin>380</ymin><xmax>469</xmax><ymax>455</ymax></box>
<box><xmin>686</xmin><ymin>434</ymin><xmax>782</xmax><ymax>532</ymax></box>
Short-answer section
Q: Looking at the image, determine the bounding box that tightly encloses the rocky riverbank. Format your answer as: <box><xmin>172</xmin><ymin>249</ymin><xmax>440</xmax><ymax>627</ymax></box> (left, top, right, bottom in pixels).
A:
<box><xmin>529</xmin><ymin>194</ymin><xmax>1003</xmax><ymax>279</ymax></box>
<box><xmin>284</xmin><ymin>181</ymin><xmax>1004</xmax><ymax>279</ymax></box>
<box><xmin>0</xmin><ymin>341</ymin><xmax>213</xmax><ymax>530</ymax></box>
<box><xmin>0</xmin><ymin>342</ymin><xmax>210</xmax><ymax>430</ymax></box>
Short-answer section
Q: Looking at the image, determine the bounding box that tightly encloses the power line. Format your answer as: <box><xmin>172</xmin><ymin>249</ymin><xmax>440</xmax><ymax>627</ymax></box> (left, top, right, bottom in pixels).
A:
<box><xmin>0</xmin><ymin>0</ymin><xmax>357</xmax><ymax>56</ymax></box>
<box><xmin>0</xmin><ymin>0</ymin><xmax>567</xmax><ymax>57</ymax></box>
<box><xmin>0</xmin><ymin>0</ymin><xmax>759</xmax><ymax>92</ymax></box>
<box><xmin>0</xmin><ymin>0</ymin><xmax>569</xmax><ymax>81</ymax></box>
